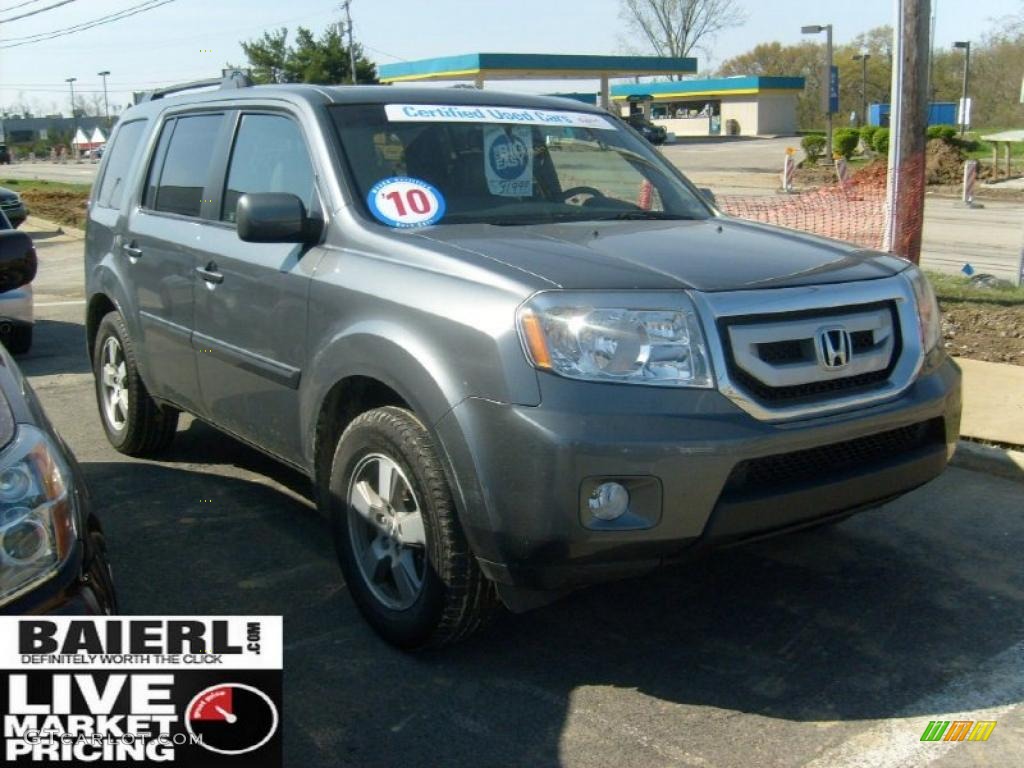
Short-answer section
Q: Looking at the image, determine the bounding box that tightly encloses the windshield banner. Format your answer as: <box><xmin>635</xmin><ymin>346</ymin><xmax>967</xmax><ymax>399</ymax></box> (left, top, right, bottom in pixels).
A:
<box><xmin>385</xmin><ymin>104</ymin><xmax>616</xmax><ymax>131</ymax></box>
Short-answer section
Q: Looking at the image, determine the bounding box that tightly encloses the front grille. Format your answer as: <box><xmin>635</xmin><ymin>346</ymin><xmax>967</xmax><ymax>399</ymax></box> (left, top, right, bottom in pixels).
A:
<box><xmin>723</xmin><ymin>419</ymin><xmax>945</xmax><ymax>497</ymax></box>
<box><xmin>722</xmin><ymin>302</ymin><xmax>901</xmax><ymax>405</ymax></box>
<box><xmin>732</xmin><ymin>367</ymin><xmax>891</xmax><ymax>402</ymax></box>
<box><xmin>756</xmin><ymin>330</ymin><xmax>874</xmax><ymax>366</ymax></box>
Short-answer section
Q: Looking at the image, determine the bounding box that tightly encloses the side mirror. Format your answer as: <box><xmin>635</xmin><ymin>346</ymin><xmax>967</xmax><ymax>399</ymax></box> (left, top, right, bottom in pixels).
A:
<box><xmin>698</xmin><ymin>187</ymin><xmax>717</xmax><ymax>207</ymax></box>
<box><xmin>0</xmin><ymin>230</ymin><xmax>37</xmax><ymax>294</ymax></box>
<box><xmin>236</xmin><ymin>193</ymin><xmax>322</xmax><ymax>244</ymax></box>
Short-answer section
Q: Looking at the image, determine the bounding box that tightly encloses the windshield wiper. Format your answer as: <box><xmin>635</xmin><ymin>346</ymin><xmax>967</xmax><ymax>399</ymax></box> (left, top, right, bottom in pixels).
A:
<box><xmin>592</xmin><ymin>211</ymin><xmax>695</xmax><ymax>221</ymax></box>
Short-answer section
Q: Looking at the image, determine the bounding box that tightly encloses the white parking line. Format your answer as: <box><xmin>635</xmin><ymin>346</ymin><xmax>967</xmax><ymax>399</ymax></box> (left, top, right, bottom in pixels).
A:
<box><xmin>806</xmin><ymin>641</ymin><xmax>1024</xmax><ymax>768</ymax></box>
<box><xmin>36</xmin><ymin>300</ymin><xmax>86</xmax><ymax>307</ymax></box>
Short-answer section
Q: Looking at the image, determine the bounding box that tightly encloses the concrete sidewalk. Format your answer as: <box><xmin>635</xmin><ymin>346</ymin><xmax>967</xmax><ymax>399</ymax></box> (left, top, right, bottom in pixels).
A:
<box><xmin>957</xmin><ymin>358</ymin><xmax>1024</xmax><ymax>446</ymax></box>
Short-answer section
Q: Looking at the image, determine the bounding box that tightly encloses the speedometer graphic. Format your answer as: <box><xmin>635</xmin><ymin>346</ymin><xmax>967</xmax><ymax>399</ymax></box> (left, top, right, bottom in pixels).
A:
<box><xmin>185</xmin><ymin>683</ymin><xmax>279</xmax><ymax>756</ymax></box>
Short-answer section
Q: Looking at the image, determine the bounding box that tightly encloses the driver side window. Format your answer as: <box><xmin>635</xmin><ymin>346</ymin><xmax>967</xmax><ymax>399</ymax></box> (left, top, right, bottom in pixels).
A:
<box><xmin>546</xmin><ymin>139</ymin><xmax>665</xmax><ymax>211</ymax></box>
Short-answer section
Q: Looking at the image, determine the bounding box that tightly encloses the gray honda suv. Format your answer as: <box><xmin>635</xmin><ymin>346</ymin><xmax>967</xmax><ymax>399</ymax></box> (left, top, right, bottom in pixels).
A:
<box><xmin>84</xmin><ymin>74</ymin><xmax>961</xmax><ymax>648</ymax></box>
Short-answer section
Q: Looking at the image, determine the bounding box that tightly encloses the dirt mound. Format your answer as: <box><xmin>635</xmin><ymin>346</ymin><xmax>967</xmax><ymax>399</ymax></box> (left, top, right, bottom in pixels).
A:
<box><xmin>925</xmin><ymin>138</ymin><xmax>966</xmax><ymax>185</ymax></box>
<box><xmin>848</xmin><ymin>160</ymin><xmax>888</xmax><ymax>189</ymax></box>
<box><xmin>20</xmin><ymin>189</ymin><xmax>89</xmax><ymax>229</ymax></box>
<box><xmin>941</xmin><ymin>303</ymin><xmax>1024</xmax><ymax>365</ymax></box>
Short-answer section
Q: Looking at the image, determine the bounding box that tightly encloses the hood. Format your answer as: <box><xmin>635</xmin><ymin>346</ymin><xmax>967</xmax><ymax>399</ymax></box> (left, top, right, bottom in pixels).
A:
<box><xmin>411</xmin><ymin>217</ymin><xmax>908</xmax><ymax>292</ymax></box>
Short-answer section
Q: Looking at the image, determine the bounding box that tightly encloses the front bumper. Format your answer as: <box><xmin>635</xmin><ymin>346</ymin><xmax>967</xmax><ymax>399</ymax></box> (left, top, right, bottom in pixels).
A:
<box><xmin>436</xmin><ymin>356</ymin><xmax>961</xmax><ymax>591</ymax></box>
<box><xmin>1</xmin><ymin>202</ymin><xmax>27</xmax><ymax>227</ymax></box>
<box><xmin>1</xmin><ymin>535</ymin><xmax>116</xmax><ymax>616</ymax></box>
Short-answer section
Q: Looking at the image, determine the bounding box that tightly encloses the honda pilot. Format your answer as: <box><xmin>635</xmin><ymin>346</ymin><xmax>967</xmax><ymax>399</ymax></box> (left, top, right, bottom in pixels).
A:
<box><xmin>84</xmin><ymin>74</ymin><xmax>961</xmax><ymax>648</ymax></box>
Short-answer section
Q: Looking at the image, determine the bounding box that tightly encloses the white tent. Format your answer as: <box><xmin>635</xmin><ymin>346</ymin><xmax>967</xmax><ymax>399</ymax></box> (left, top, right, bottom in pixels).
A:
<box><xmin>88</xmin><ymin>126</ymin><xmax>106</xmax><ymax>146</ymax></box>
<box><xmin>71</xmin><ymin>128</ymin><xmax>89</xmax><ymax>148</ymax></box>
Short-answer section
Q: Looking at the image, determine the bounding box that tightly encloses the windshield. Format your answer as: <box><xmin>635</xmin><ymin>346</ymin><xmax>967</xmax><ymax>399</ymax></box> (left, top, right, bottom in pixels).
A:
<box><xmin>329</xmin><ymin>103</ymin><xmax>711</xmax><ymax>228</ymax></box>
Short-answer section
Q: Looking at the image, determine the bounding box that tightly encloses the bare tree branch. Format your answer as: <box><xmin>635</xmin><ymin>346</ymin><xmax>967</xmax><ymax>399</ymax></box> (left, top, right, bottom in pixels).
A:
<box><xmin>620</xmin><ymin>0</ymin><xmax>748</xmax><ymax>73</ymax></box>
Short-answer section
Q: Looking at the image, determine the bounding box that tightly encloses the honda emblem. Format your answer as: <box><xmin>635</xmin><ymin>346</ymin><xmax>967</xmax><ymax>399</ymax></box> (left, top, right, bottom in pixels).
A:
<box><xmin>816</xmin><ymin>327</ymin><xmax>852</xmax><ymax>370</ymax></box>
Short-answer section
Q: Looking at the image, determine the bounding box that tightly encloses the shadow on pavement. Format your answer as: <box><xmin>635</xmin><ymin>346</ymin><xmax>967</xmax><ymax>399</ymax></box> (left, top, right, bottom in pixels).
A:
<box><xmin>13</xmin><ymin>318</ymin><xmax>91</xmax><ymax>376</ymax></box>
<box><xmin>79</xmin><ymin>443</ymin><xmax>1024</xmax><ymax>768</ymax></box>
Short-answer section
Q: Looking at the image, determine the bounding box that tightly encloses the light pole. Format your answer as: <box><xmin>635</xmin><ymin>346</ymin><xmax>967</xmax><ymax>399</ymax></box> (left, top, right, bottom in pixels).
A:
<box><xmin>97</xmin><ymin>70</ymin><xmax>111</xmax><ymax>127</ymax></box>
<box><xmin>65</xmin><ymin>77</ymin><xmax>77</xmax><ymax>154</ymax></box>
<box><xmin>954</xmin><ymin>41</ymin><xmax>971</xmax><ymax>136</ymax></box>
<box><xmin>802</xmin><ymin>24</ymin><xmax>834</xmax><ymax>162</ymax></box>
<box><xmin>853</xmin><ymin>53</ymin><xmax>871</xmax><ymax>127</ymax></box>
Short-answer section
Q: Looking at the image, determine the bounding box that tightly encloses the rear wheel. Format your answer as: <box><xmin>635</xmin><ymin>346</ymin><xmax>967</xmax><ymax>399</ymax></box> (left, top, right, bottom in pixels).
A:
<box><xmin>93</xmin><ymin>311</ymin><xmax>178</xmax><ymax>456</ymax></box>
<box><xmin>329</xmin><ymin>406</ymin><xmax>497</xmax><ymax>649</ymax></box>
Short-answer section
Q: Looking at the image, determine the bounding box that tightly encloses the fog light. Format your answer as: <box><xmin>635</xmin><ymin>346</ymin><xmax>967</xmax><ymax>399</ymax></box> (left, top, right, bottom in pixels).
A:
<box><xmin>588</xmin><ymin>482</ymin><xmax>630</xmax><ymax>521</ymax></box>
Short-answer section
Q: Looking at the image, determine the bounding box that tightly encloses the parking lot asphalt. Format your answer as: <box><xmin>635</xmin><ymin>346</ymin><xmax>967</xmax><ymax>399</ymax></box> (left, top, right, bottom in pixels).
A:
<box><xmin>15</xmin><ymin>227</ymin><xmax>1024</xmax><ymax>767</ymax></box>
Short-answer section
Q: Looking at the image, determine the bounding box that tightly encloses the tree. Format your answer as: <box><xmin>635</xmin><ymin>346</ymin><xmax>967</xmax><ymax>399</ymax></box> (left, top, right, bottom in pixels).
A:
<box><xmin>719</xmin><ymin>28</ymin><xmax>896</xmax><ymax>130</ymax></box>
<box><xmin>619</xmin><ymin>0</ymin><xmax>747</xmax><ymax>67</ymax></box>
<box><xmin>240</xmin><ymin>24</ymin><xmax>378</xmax><ymax>85</ymax></box>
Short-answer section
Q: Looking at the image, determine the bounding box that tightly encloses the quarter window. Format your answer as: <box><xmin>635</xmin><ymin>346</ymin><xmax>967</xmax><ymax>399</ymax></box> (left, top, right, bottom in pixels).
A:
<box><xmin>96</xmin><ymin>119</ymin><xmax>147</xmax><ymax>210</ymax></box>
<box><xmin>150</xmin><ymin>114</ymin><xmax>223</xmax><ymax>218</ymax></box>
<box><xmin>221</xmin><ymin>114</ymin><xmax>315</xmax><ymax>223</ymax></box>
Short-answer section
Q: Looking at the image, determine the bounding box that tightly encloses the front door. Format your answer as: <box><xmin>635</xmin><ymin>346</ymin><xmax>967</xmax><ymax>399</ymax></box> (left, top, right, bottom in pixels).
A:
<box><xmin>192</xmin><ymin>111</ymin><xmax>322</xmax><ymax>464</ymax></box>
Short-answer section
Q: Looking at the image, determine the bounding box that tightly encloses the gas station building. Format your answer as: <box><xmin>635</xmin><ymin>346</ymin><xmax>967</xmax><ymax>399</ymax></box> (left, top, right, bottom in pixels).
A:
<box><xmin>378</xmin><ymin>54</ymin><xmax>804</xmax><ymax>139</ymax></box>
<box><xmin>612</xmin><ymin>76</ymin><xmax>805</xmax><ymax>137</ymax></box>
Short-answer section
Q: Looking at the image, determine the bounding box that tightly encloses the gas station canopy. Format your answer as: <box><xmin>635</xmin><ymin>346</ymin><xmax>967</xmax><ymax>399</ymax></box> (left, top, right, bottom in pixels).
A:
<box><xmin>378</xmin><ymin>53</ymin><xmax>698</xmax><ymax>107</ymax></box>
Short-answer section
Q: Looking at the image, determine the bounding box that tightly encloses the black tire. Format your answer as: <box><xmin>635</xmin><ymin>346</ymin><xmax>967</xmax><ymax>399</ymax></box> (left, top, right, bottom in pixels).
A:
<box><xmin>329</xmin><ymin>406</ymin><xmax>497</xmax><ymax>649</ymax></box>
<box><xmin>3</xmin><ymin>325</ymin><xmax>32</xmax><ymax>355</ymax></box>
<box><xmin>93</xmin><ymin>311</ymin><xmax>178</xmax><ymax>456</ymax></box>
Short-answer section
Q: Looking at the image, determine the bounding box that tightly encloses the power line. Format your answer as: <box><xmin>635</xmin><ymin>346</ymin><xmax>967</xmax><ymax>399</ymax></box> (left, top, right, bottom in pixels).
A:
<box><xmin>0</xmin><ymin>0</ymin><xmax>175</xmax><ymax>48</ymax></box>
<box><xmin>0</xmin><ymin>0</ymin><xmax>48</xmax><ymax>14</ymax></box>
<box><xmin>0</xmin><ymin>0</ymin><xmax>77</xmax><ymax>23</ymax></box>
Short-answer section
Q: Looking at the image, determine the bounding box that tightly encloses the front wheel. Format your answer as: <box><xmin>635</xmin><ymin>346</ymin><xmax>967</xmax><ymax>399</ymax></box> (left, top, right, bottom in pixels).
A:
<box><xmin>329</xmin><ymin>406</ymin><xmax>497</xmax><ymax>649</ymax></box>
<box><xmin>93</xmin><ymin>311</ymin><xmax>178</xmax><ymax>457</ymax></box>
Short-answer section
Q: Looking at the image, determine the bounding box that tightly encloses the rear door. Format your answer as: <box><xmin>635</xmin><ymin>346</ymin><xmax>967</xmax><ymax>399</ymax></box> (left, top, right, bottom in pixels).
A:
<box><xmin>124</xmin><ymin>112</ymin><xmax>230</xmax><ymax>412</ymax></box>
<box><xmin>192</xmin><ymin>110</ymin><xmax>322</xmax><ymax>464</ymax></box>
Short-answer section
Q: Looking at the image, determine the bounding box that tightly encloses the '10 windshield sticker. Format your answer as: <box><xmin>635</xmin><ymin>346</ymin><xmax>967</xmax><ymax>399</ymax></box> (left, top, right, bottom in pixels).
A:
<box><xmin>384</xmin><ymin>104</ymin><xmax>616</xmax><ymax>131</ymax></box>
<box><xmin>367</xmin><ymin>177</ymin><xmax>446</xmax><ymax>228</ymax></box>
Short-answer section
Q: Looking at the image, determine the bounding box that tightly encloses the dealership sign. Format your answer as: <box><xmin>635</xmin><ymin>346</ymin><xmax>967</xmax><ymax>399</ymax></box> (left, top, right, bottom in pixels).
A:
<box><xmin>0</xmin><ymin>617</ymin><xmax>282</xmax><ymax>767</ymax></box>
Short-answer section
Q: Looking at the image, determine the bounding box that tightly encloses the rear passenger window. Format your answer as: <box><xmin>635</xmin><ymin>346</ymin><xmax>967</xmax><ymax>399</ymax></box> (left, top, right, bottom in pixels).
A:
<box><xmin>221</xmin><ymin>114</ymin><xmax>315</xmax><ymax>223</ymax></box>
<box><xmin>150</xmin><ymin>114</ymin><xmax>222</xmax><ymax>218</ymax></box>
<box><xmin>96</xmin><ymin>120</ymin><xmax>147</xmax><ymax>209</ymax></box>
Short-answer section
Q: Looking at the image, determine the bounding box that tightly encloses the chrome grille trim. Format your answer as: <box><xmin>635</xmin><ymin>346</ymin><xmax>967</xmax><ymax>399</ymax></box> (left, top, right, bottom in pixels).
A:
<box><xmin>690</xmin><ymin>274</ymin><xmax>923</xmax><ymax>422</ymax></box>
<box><xmin>727</xmin><ymin>304</ymin><xmax>895</xmax><ymax>387</ymax></box>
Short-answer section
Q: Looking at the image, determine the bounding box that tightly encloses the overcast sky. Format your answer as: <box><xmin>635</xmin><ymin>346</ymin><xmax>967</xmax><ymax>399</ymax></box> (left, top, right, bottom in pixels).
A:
<box><xmin>0</xmin><ymin>0</ymin><xmax>1019</xmax><ymax>113</ymax></box>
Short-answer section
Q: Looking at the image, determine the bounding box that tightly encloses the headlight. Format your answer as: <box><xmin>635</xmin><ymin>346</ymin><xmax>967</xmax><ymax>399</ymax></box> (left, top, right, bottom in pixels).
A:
<box><xmin>517</xmin><ymin>293</ymin><xmax>712</xmax><ymax>387</ymax></box>
<box><xmin>905</xmin><ymin>267</ymin><xmax>941</xmax><ymax>353</ymax></box>
<box><xmin>0</xmin><ymin>425</ymin><xmax>78</xmax><ymax>606</ymax></box>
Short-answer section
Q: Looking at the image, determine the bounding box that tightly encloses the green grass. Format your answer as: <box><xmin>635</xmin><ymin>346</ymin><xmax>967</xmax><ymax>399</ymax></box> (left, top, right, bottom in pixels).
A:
<box><xmin>926</xmin><ymin>270</ymin><xmax>1024</xmax><ymax>306</ymax></box>
<box><xmin>0</xmin><ymin>178</ymin><xmax>93</xmax><ymax>194</ymax></box>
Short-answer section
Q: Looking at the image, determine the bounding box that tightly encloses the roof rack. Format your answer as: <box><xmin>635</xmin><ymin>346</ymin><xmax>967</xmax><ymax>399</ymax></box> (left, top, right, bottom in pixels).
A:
<box><xmin>134</xmin><ymin>69</ymin><xmax>253</xmax><ymax>105</ymax></box>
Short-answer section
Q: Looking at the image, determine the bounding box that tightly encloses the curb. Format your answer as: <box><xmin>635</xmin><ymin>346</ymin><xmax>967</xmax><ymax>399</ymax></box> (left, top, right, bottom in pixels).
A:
<box><xmin>950</xmin><ymin>440</ymin><xmax>1024</xmax><ymax>484</ymax></box>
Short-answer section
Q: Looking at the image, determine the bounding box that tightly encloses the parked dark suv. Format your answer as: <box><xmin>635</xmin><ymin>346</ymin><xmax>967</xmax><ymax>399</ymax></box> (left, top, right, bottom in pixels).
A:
<box><xmin>84</xmin><ymin>74</ymin><xmax>961</xmax><ymax>648</ymax></box>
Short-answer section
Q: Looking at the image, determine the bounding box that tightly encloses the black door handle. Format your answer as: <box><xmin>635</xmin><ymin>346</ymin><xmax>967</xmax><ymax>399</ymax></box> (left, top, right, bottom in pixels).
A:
<box><xmin>121</xmin><ymin>242</ymin><xmax>143</xmax><ymax>259</ymax></box>
<box><xmin>195</xmin><ymin>263</ymin><xmax>224</xmax><ymax>285</ymax></box>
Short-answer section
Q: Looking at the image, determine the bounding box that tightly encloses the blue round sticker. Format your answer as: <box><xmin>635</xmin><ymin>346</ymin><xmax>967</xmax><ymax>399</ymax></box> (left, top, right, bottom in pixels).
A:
<box><xmin>366</xmin><ymin>176</ymin><xmax>446</xmax><ymax>228</ymax></box>
<box><xmin>488</xmin><ymin>134</ymin><xmax>530</xmax><ymax>180</ymax></box>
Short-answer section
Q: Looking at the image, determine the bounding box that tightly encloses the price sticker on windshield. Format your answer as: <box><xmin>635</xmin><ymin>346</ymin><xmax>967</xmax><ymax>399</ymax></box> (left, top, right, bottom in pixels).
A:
<box><xmin>367</xmin><ymin>176</ymin><xmax>446</xmax><ymax>228</ymax></box>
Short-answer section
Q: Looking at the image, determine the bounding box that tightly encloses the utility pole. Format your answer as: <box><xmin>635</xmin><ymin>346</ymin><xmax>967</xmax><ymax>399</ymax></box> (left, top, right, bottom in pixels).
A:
<box><xmin>341</xmin><ymin>0</ymin><xmax>357</xmax><ymax>85</ymax></box>
<box><xmin>97</xmin><ymin>70</ymin><xmax>111</xmax><ymax>128</ymax></box>
<box><xmin>853</xmin><ymin>53</ymin><xmax>871</xmax><ymax>126</ymax></box>
<box><xmin>884</xmin><ymin>0</ymin><xmax>931</xmax><ymax>263</ymax></box>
